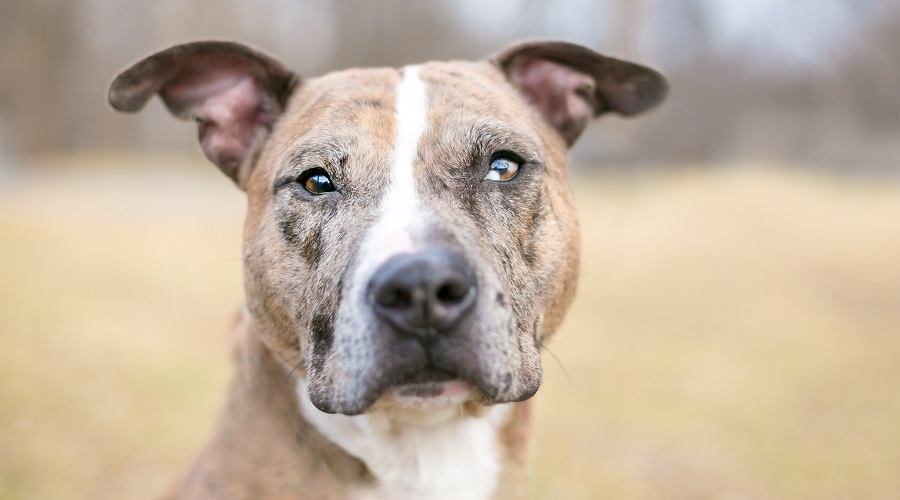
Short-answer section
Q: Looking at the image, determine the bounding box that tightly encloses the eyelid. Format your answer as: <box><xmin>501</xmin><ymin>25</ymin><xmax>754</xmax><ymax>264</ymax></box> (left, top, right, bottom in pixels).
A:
<box><xmin>273</xmin><ymin>168</ymin><xmax>339</xmax><ymax>195</ymax></box>
<box><xmin>276</xmin><ymin>145</ymin><xmax>347</xmax><ymax>191</ymax></box>
<box><xmin>490</xmin><ymin>150</ymin><xmax>525</xmax><ymax>162</ymax></box>
<box><xmin>273</xmin><ymin>174</ymin><xmax>297</xmax><ymax>192</ymax></box>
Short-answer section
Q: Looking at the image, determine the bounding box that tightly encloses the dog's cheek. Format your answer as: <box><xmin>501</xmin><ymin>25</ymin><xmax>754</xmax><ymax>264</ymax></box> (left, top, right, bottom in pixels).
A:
<box><xmin>300</xmin><ymin>260</ymin><xmax>344</xmax><ymax>382</ymax></box>
<box><xmin>242</xmin><ymin>232</ymin><xmax>305</xmax><ymax>364</ymax></box>
<box><xmin>242</xmin><ymin>198</ymin><xmax>331</xmax><ymax>361</ymax></box>
<box><xmin>456</xmin><ymin>183</ymin><xmax>543</xmax><ymax>401</ymax></box>
<box><xmin>490</xmin><ymin>179</ymin><xmax>545</xmax><ymax>330</ymax></box>
<box><xmin>487</xmin><ymin>171</ymin><xmax>578</xmax><ymax>399</ymax></box>
<box><xmin>534</xmin><ymin>176</ymin><xmax>580</xmax><ymax>341</ymax></box>
<box><xmin>296</xmin><ymin>202</ymin><xmax>374</xmax><ymax>395</ymax></box>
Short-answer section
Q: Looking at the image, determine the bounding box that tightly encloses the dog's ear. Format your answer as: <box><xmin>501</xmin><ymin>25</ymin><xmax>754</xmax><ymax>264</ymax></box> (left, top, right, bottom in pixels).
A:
<box><xmin>493</xmin><ymin>40</ymin><xmax>668</xmax><ymax>146</ymax></box>
<box><xmin>109</xmin><ymin>41</ymin><xmax>298</xmax><ymax>186</ymax></box>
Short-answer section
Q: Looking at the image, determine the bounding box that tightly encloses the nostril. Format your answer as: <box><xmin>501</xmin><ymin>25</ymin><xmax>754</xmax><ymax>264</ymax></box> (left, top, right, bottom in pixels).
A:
<box><xmin>376</xmin><ymin>285</ymin><xmax>413</xmax><ymax>309</ymax></box>
<box><xmin>369</xmin><ymin>249</ymin><xmax>477</xmax><ymax>335</ymax></box>
<box><xmin>436</xmin><ymin>280</ymin><xmax>470</xmax><ymax>305</ymax></box>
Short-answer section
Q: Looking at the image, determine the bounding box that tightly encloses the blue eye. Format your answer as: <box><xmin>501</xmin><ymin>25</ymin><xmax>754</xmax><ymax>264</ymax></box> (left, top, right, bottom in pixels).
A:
<box><xmin>484</xmin><ymin>155</ymin><xmax>520</xmax><ymax>182</ymax></box>
<box><xmin>299</xmin><ymin>168</ymin><xmax>336</xmax><ymax>194</ymax></box>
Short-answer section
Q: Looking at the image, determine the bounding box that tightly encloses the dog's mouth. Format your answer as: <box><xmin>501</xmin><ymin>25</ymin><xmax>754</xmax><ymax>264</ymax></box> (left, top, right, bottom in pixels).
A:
<box><xmin>401</xmin><ymin>367</ymin><xmax>456</xmax><ymax>385</ymax></box>
<box><xmin>385</xmin><ymin>367</ymin><xmax>474</xmax><ymax>404</ymax></box>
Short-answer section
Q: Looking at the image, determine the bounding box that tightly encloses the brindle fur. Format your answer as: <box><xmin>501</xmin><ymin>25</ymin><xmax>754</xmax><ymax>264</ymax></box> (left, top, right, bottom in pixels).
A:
<box><xmin>109</xmin><ymin>40</ymin><xmax>666</xmax><ymax>500</ymax></box>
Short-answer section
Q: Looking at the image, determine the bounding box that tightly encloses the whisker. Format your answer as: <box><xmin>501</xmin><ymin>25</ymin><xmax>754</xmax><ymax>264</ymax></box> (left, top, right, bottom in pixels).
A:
<box><xmin>542</xmin><ymin>342</ymin><xmax>573</xmax><ymax>390</ymax></box>
<box><xmin>283</xmin><ymin>359</ymin><xmax>303</xmax><ymax>385</ymax></box>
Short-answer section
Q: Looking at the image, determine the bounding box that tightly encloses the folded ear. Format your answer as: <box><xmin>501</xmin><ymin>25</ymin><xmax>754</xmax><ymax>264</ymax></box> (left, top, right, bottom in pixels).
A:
<box><xmin>493</xmin><ymin>40</ymin><xmax>668</xmax><ymax>146</ymax></box>
<box><xmin>109</xmin><ymin>41</ymin><xmax>298</xmax><ymax>186</ymax></box>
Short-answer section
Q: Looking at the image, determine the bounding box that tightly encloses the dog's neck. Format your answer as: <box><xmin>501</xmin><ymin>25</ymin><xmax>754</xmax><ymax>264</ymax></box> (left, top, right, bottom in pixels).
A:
<box><xmin>297</xmin><ymin>379</ymin><xmax>512</xmax><ymax>500</ymax></box>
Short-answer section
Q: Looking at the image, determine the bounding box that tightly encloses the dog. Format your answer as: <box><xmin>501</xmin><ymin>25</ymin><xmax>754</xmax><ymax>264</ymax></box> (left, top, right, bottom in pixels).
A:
<box><xmin>108</xmin><ymin>39</ymin><xmax>666</xmax><ymax>500</ymax></box>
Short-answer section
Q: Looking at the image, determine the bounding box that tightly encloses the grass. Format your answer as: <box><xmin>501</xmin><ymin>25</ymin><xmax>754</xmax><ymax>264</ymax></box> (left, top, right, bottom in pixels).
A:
<box><xmin>1</xmin><ymin>161</ymin><xmax>899</xmax><ymax>499</ymax></box>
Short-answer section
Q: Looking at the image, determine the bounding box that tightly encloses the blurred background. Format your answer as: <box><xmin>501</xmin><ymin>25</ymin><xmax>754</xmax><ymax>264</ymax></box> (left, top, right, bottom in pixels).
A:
<box><xmin>1</xmin><ymin>1</ymin><xmax>899</xmax><ymax>499</ymax></box>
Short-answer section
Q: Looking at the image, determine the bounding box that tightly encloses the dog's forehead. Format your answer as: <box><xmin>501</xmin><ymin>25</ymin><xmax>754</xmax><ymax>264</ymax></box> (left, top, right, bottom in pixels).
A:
<box><xmin>273</xmin><ymin>66</ymin><xmax>399</xmax><ymax>151</ymax></box>
<box><xmin>292</xmin><ymin>60</ymin><xmax>518</xmax><ymax>112</ymax></box>
<box><xmin>419</xmin><ymin>60</ymin><xmax>531</xmax><ymax>121</ymax></box>
<box><xmin>417</xmin><ymin>61</ymin><xmax>547</xmax><ymax>162</ymax></box>
<box><xmin>269</xmin><ymin>60</ymin><xmax>533</xmax><ymax>156</ymax></box>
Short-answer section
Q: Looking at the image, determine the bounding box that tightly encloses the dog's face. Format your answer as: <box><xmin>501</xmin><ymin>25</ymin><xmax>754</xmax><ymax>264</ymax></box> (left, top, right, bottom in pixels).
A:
<box><xmin>110</xmin><ymin>41</ymin><xmax>666</xmax><ymax>415</ymax></box>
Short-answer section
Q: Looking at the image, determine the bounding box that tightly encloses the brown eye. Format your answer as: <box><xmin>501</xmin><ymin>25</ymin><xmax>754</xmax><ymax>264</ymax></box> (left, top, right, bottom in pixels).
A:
<box><xmin>299</xmin><ymin>168</ymin><xmax>336</xmax><ymax>195</ymax></box>
<box><xmin>484</xmin><ymin>155</ymin><xmax>520</xmax><ymax>182</ymax></box>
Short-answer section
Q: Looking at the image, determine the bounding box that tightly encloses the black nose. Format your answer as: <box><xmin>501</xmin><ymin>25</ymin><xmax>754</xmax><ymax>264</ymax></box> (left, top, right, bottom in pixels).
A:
<box><xmin>369</xmin><ymin>249</ymin><xmax>477</xmax><ymax>337</ymax></box>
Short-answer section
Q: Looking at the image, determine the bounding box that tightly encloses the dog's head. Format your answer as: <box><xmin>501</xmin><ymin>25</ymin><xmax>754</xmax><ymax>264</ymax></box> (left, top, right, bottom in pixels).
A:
<box><xmin>110</xmin><ymin>40</ymin><xmax>666</xmax><ymax>416</ymax></box>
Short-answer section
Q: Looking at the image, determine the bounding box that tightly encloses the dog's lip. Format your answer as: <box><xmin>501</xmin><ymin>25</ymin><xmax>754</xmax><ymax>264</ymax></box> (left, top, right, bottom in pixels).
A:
<box><xmin>387</xmin><ymin>380</ymin><xmax>473</xmax><ymax>406</ymax></box>
<box><xmin>386</xmin><ymin>367</ymin><xmax>473</xmax><ymax>401</ymax></box>
<box><xmin>398</xmin><ymin>367</ymin><xmax>457</xmax><ymax>385</ymax></box>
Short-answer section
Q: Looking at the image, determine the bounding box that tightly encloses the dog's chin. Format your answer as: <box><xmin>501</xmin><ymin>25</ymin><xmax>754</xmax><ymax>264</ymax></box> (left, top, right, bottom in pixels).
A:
<box><xmin>356</xmin><ymin>368</ymin><xmax>487</xmax><ymax>424</ymax></box>
<box><xmin>380</xmin><ymin>368</ymin><xmax>475</xmax><ymax>408</ymax></box>
<box><xmin>305</xmin><ymin>368</ymin><xmax>481</xmax><ymax>417</ymax></box>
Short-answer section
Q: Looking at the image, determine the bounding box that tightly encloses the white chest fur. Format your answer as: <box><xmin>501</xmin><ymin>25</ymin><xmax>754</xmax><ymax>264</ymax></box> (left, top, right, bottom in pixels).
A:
<box><xmin>297</xmin><ymin>380</ymin><xmax>509</xmax><ymax>500</ymax></box>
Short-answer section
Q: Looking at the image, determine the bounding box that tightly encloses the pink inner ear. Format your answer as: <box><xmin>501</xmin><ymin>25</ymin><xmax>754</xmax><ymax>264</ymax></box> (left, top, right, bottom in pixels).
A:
<box><xmin>163</xmin><ymin>68</ymin><xmax>275</xmax><ymax>180</ymax></box>
<box><xmin>509</xmin><ymin>58</ymin><xmax>597</xmax><ymax>145</ymax></box>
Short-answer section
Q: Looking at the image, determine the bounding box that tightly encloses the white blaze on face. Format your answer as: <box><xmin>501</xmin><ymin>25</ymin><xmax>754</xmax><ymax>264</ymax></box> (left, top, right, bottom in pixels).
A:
<box><xmin>385</xmin><ymin>65</ymin><xmax>428</xmax><ymax>234</ymax></box>
<box><xmin>352</xmin><ymin>66</ymin><xmax>429</xmax><ymax>292</ymax></box>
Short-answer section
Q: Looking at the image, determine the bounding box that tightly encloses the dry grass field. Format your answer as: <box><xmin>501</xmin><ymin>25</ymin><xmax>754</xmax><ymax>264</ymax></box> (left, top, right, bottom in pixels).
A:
<box><xmin>1</xmin><ymin>160</ymin><xmax>899</xmax><ymax>500</ymax></box>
